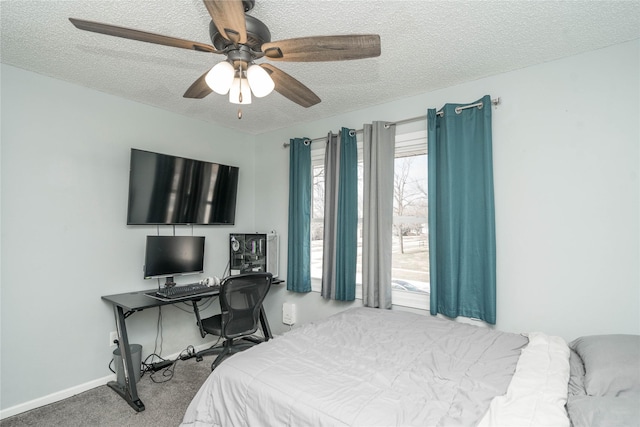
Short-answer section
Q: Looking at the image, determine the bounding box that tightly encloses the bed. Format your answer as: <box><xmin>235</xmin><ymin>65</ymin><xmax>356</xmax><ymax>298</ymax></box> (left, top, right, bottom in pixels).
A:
<box><xmin>181</xmin><ymin>307</ymin><xmax>638</xmax><ymax>427</ymax></box>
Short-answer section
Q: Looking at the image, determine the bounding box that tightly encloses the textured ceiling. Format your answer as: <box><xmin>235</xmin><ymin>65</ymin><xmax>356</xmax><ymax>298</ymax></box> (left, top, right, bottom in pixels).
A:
<box><xmin>2</xmin><ymin>1</ymin><xmax>639</xmax><ymax>135</ymax></box>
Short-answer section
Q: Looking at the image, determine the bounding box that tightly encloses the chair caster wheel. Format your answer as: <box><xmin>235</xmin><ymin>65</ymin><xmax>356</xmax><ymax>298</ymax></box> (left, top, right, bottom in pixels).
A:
<box><xmin>195</xmin><ymin>355</ymin><xmax>203</xmax><ymax>362</ymax></box>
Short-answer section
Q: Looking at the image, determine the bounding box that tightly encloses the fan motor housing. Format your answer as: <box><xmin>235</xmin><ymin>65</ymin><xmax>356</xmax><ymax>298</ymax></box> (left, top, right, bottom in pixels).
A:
<box><xmin>209</xmin><ymin>15</ymin><xmax>271</xmax><ymax>52</ymax></box>
<box><xmin>242</xmin><ymin>0</ymin><xmax>255</xmax><ymax>12</ymax></box>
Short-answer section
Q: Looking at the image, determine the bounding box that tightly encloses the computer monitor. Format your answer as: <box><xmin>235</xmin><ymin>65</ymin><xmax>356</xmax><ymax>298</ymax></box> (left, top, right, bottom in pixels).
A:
<box><xmin>144</xmin><ymin>235</ymin><xmax>205</xmax><ymax>286</ymax></box>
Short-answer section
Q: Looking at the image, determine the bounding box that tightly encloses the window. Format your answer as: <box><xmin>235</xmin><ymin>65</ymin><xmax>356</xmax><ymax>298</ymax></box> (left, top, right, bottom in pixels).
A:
<box><xmin>310</xmin><ymin>131</ymin><xmax>429</xmax><ymax>308</ymax></box>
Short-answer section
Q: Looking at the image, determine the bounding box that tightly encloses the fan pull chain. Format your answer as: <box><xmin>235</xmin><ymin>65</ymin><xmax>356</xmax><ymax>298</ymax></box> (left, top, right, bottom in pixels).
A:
<box><xmin>238</xmin><ymin>64</ymin><xmax>243</xmax><ymax>119</ymax></box>
<box><xmin>238</xmin><ymin>64</ymin><xmax>244</xmax><ymax>103</ymax></box>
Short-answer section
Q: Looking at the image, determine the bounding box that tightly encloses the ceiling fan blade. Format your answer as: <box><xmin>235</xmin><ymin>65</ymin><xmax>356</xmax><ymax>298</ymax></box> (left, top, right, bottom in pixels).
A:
<box><xmin>202</xmin><ymin>0</ymin><xmax>247</xmax><ymax>44</ymax></box>
<box><xmin>69</xmin><ymin>18</ymin><xmax>218</xmax><ymax>53</ymax></box>
<box><xmin>183</xmin><ymin>71</ymin><xmax>213</xmax><ymax>99</ymax></box>
<box><xmin>260</xmin><ymin>64</ymin><xmax>320</xmax><ymax>108</ymax></box>
<box><xmin>262</xmin><ymin>35</ymin><xmax>381</xmax><ymax>62</ymax></box>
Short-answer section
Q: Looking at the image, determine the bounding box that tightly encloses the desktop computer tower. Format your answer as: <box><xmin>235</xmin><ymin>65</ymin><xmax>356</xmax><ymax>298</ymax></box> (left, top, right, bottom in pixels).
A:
<box><xmin>229</xmin><ymin>233</ymin><xmax>279</xmax><ymax>277</ymax></box>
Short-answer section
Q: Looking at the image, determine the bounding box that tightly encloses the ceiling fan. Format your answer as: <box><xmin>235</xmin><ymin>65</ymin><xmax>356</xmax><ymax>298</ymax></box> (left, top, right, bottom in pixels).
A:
<box><xmin>69</xmin><ymin>0</ymin><xmax>381</xmax><ymax>111</ymax></box>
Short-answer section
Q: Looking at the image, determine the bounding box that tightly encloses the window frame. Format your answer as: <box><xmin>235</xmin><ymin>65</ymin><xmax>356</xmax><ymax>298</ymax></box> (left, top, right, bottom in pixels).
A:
<box><xmin>309</xmin><ymin>130</ymin><xmax>429</xmax><ymax>309</ymax></box>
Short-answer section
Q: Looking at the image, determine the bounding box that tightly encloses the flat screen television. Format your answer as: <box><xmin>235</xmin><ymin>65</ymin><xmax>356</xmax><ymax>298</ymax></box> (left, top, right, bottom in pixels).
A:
<box><xmin>127</xmin><ymin>149</ymin><xmax>239</xmax><ymax>225</ymax></box>
<box><xmin>144</xmin><ymin>235</ymin><xmax>205</xmax><ymax>285</ymax></box>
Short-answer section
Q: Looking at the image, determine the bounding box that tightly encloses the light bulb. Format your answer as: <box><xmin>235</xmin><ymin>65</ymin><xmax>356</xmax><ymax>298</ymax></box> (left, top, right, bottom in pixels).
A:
<box><xmin>229</xmin><ymin>77</ymin><xmax>252</xmax><ymax>105</ymax></box>
<box><xmin>205</xmin><ymin>61</ymin><xmax>235</xmax><ymax>95</ymax></box>
<box><xmin>246</xmin><ymin>64</ymin><xmax>275</xmax><ymax>98</ymax></box>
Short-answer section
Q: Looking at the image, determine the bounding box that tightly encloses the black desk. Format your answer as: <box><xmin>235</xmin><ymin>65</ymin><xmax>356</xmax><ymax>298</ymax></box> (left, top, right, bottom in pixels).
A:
<box><xmin>101</xmin><ymin>289</ymin><xmax>273</xmax><ymax>412</ymax></box>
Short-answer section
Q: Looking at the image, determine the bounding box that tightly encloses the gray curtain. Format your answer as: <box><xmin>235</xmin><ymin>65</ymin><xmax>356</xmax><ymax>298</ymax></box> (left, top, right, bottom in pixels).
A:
<box><xmin>321</xmin><ymin>129</ymin><xmax>358</xmax><ymax>301</ymax></box>
<box><xmin>362</xmin><ymin>121</ymin><xmax>396</xmax><ymax>308</ymax></box>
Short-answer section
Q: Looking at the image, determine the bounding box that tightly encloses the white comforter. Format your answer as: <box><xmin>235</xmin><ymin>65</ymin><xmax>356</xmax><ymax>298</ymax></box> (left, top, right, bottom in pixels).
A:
<box><xmin>181</xmin><ymin>308</ymin><xmax>569</xmax><ymax>427</ymax></box>
<box><xmin>478</xmin><ymin>332</ymin><xmax>571</xmax><ymax>426</ymax></box>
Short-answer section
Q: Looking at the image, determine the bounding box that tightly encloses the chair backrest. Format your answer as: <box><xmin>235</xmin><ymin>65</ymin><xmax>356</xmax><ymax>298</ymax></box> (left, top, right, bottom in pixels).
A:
<box><xmin>219</xmin><ymin>272</ymin><xmax>272</xmax><ymax>339</ymax></box>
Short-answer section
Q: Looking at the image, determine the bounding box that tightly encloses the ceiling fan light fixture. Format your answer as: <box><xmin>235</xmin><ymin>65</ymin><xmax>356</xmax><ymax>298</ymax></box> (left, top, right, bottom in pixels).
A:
<box><xmin>69</xmin><ymin>4</ymin><xmax>381</xmax><ymax>110</ymax></box>
<box><xmin>205</xmin><ymin>61</ymin><xmax>235</xmax><ymax>95</ymax></box>
<box><xmin>229</xmin><ymin>77</ymin><xmax>252</xmax><ymax>105</ymax></box>
<box><xmin>246</xmin><ymin>64</ymin><xmax>275</xmax><ymax>98</ymax></box>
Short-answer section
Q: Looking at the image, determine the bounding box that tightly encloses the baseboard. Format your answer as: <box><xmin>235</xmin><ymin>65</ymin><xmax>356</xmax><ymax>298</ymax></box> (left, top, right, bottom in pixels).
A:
<box><xmin>0</xmin><ymin>342</ymin><xmax>217</xmax><ymax>420</ymax></box>
<box><xmin>0</xmin><ymin>374</ymin><xmax>115</xmax><ymax>420</ymax></box>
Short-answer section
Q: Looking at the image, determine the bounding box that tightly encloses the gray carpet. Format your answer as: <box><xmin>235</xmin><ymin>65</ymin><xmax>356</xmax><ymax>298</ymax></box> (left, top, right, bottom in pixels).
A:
<box><xmin>1</xmin><ymin>357</ymin><xmax>214</xmax><ymax>427</ymax></box>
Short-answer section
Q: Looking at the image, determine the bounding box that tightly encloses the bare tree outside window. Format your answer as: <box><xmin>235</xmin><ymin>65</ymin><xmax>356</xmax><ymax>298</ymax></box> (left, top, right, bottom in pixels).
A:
<box><xmin>311</xmin><ymin>165</ymin><xmax>325</xmax><ymax>278</ymax></box>
<box><xmin>394</xmin><ymin>157</ymin><xmax>424</xmax><ymax>254</ymax></box>
<box><xmin>392</xmin><ymin>155</ymin><xmax>429</xmax><ymax>293</ymax></box>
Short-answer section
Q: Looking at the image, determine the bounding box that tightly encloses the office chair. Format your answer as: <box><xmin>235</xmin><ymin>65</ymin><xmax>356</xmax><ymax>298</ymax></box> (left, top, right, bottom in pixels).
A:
<box><xmin>192</xmin><ymin>272</ymin><xmax>272</xmax><ymax>370</ymax></box>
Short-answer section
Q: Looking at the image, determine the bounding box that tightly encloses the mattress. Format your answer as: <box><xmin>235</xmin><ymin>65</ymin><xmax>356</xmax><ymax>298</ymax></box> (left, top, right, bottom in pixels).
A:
<box><xmin>181</xmin><ymin>307</ymin><xmax>568</xmax><ymax>427</ymax></box>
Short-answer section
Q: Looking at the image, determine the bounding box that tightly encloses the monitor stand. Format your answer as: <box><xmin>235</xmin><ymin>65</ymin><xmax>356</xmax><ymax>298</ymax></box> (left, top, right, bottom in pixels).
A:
<box><xmin>164</xmin><ymin>277</ymin><xmax>176</xmax><ymax>287</ymax></box>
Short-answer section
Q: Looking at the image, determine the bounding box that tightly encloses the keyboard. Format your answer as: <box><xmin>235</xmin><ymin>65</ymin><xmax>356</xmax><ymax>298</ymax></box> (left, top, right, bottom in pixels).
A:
<box><xmin>156</xmin><ymin>283</ymin><xmax>218</xmax><ymax>300</ymax></box>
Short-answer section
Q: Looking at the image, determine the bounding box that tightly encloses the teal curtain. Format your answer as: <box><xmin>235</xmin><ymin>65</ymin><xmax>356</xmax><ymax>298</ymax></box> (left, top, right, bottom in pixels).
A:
<box><xmin>321</xmin><ymin>128</ymin><xmax>358</xmax><ymax>301</ymax></box>
<box><xmin>427</xmin><ymin>95</ymin><xmax>496</xmax><ymax>324</ymax></box>
<box><xmin>287</xmin><ymin>138</ymin><xmax>312</xmax><ymax>293</ymax></box>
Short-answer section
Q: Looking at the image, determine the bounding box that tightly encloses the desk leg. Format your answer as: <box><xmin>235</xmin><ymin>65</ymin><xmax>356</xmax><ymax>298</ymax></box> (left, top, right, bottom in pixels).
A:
<box><xmin>107</xmin><ymin>305</ymin><xmax>145</xmax><ymax>412</ymax></box>
<box><xmin>259</xmin><ymin>305</ymin><xmax>273</xmax><ymax>341</ymax></box>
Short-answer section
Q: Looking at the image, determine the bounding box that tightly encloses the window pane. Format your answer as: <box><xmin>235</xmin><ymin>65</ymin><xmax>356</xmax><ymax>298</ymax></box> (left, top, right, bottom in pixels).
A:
<box><xmin>392</xmin><ymin>154</ymin><xmax>430</xmax><ymax>294</ymax></box>
<box><xmin>311</xmin><ymin>165</ymin><xmax>324</xmax><ymax>279</ymax></box>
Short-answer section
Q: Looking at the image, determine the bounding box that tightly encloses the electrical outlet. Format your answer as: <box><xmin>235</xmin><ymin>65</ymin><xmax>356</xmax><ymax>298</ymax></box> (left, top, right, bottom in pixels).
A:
<box><xmin>282</xmin><ymin>302</ymin><xmax>296</xmax><ymax>325</ymax></box>
<box><xmin>109</xmin><ymin>331</ymin><xmax>118</xmax><ymax>347</ymax></box>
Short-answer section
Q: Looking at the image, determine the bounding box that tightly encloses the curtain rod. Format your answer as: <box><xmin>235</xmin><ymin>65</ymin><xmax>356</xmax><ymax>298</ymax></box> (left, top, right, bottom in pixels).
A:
<box><xmin>282</xmin><ymin>97</ymin><xmax>501</xmax><ymax>148</ymax></box>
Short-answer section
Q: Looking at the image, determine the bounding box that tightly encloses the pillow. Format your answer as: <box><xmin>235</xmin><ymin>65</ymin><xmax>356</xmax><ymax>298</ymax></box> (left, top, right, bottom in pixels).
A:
<box><xmin>567</xmin><ymin>349</ymin><xmax>586</xmax><ymax>396</ymax></box>
<box><xmin>567</xmin><ymin>395</ymin><xmax>640</xmax><ymax>427</ymax></box>
<box><xmin>569</xmin><ymin>334</ymin><xmax>640</xmax><ymax>397</ymax></box>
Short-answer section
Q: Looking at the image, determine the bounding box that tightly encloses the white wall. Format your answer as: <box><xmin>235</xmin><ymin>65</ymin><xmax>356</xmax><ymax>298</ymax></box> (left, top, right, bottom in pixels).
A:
<box><xmin>0</xmin><ymin>64</ymin><xmax>256</xmax><ymax>412</ymax></box>
<box><xmin>1</xmin><ymin>39</ymin><xmax>639</xmax><ymax>415</ymax></box>
<box><xmin>256</xmin><ymin>40</ymin><xmax>640</xmax><ymax>341</ymax></box>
